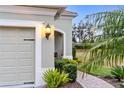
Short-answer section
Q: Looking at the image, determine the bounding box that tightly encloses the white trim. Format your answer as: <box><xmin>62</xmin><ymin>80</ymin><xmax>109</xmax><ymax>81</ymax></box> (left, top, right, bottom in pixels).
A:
<box><xmin>0</xmin><ymin>6</ymin><xmax>57</xmax><ymax>16</ymax></box>
<box><xmin>55</xmin><ymin>28</ymin><xmax>66</xmax><ymax>58</ymax></box>
<box><xmin>0</xmin><ymin>19</ymin><xmax>43</xmax><ymax>27</ymax></box>
<box><xmin>35</xmin><ymin>25</ymin><xmax>42</xmax><ymax>87</ymax></box>
<box><xmin>0</xmin><ymin>19</ymin><xmax>43</xmax><ymax>87</ymax></box>
<box><xmin>0</xmin><ymin>84</ymin><xmax>35</xmax><ymax>88</ymax></box>
<box><xmin>63</xmin><ymin>55</ymin><xmax>73</xmax><ymax>59</ymax></box>
<box><xmin>59</xmin><ymin>16</ymin><xmax>75</xmax><ymax>20</ymax></box>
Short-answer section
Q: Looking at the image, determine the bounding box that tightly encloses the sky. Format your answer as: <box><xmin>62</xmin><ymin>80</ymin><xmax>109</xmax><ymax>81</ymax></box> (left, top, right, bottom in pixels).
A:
<box><xmin>66</xmin><ymin>5</ymin><xmax>124</xmax><ymax>24</ymax></box>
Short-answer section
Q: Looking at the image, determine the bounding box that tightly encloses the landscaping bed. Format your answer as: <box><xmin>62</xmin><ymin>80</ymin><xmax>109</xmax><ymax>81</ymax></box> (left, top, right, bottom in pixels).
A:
<box><xmin>78</xmin><ymin>65</ymin><xmax>122</xmax><ymax>88</ymax></box>
<box><xmin>59</xmin><ymin>82</ymin><xmax>82</xmax><ymax>88</ymax></box>
<box><xmin>98</xmin><ymin>76</ymin><xmax>121</xmax><ymax>88</ymax></box>
<box><xmin>78</xmin><ymin>65</ymin><xmax>124</xmax><ymax>88</ymax></box>
<box><xmin>43</xmin><ymin>81</ymin><xmax>82</xmax><ymax>88</ymax></box>
<box><xmin>76</xmin><ymin>49</ymin><xmax>124</xmax><ymax>88</ymax></box>
<box><xmin>42</xmin><ymin>58</ymin><xmax>80</xmax><ymax>88</ymax></box>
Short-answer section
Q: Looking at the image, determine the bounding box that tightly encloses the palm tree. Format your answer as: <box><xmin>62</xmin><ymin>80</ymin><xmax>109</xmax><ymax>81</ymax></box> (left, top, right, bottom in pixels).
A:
<box><xmin>82</xmin><ymin>10</ymin><xmax>124</xmax><ymax>72</ymax></box>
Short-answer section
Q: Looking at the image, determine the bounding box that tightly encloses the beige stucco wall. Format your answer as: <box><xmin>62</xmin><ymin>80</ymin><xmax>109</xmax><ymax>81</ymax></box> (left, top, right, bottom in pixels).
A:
<box><xmin>54</xmin><ymin>18</ymin><xmax>72</xmax><ymax>57</ymax></box>
<box><xmin>0</xmin><ymin>8</ymin><xmax>73</xmax><ymax>69</ymax></box>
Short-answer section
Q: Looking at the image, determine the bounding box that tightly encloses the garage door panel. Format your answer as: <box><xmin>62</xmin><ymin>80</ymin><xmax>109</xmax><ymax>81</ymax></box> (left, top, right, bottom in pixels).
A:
<box><xmin>18</xmin><ymin>73</ymin><xmax>34</xmax><ymax>82</ymax></box>
<box><xmin>19</xmin><ymin>34</ymin><xmax>35</xmax><ymax>39</ymax></box>
<box><xmin>0</xmin><ymin>44</ymin><xmax>34</xmax><ymax>52</ymax></box>
<box><xmin>18</xmin><ymin>59</ymin><xmax>34</xmax><ymax>66</ymax></box>
<box><xmin>0</xmin><ymin>27</ymin><xmax>35</xmax><ymax>86</ymax></box>
<box><xmin>0</xmin><ymin>59</ymin><xmax>34</xmax><ymax>67</ymax></box>
<box><xmin>0</xmin><ymin>39</ymin><xmax>21</xmax><ymax>43</ymax></box>
<box><xmin>0</xmin><ymin>67</ymin><xmax>17</xmax><ymax>74</ymax></box>
<box><xmin>0</xmin><ymin>39</ymin><xmax>35</xmax><ymax>43</ymax></box>
<box><xmin>17</xmin><ymin>66</ymin><xmax>34</xmax><ymax>73</ymax></box>
<box><xmin>0</xmin><ymin>74</ymin><xmax>18</xmax><ymax>82</ymax></box>
<box><xmin>0</xmin><ymin>59</ymin><xmax>18</xmax><ymax>67</ymax></box>
<box><xmin>0</xmin><ymin>32</ymin><xmax>17</xmax><ymax>38</ymax></box>
<box><xmin>16</xmin><ymin>52</ymin><xmax>34</xmax><ymax>59</ymax></box>
<box><xmin>0</xmin><ymin>66</ymin><xmax>34</xmax><ymax>73</ymax></box>
<box><xmin>0</xmin><ymin>27</ymin><xmax>34</xmax><ymax>38</ymax></box>
<box><xmin>0</xmin><ymin>52</ymin><xmax>34</xmax><ymax>59</ymax></box>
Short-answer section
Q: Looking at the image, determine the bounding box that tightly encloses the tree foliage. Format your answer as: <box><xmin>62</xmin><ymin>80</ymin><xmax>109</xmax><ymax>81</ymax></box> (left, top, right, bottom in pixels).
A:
<box><xmin>82</xmin><ymin>10</ymin><xmax>124</xmax><ymax>72</ymax></box>
<box><xmin>72</xmin><ymin>21</ymin><xmax>95</xmax><ymax>43</ymax></box>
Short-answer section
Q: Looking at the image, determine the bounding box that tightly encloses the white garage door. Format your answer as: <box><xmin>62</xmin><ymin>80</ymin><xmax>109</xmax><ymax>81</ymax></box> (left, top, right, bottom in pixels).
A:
<box><xmin>0</xmin><ymin>27</ymin><xmax>35</xmax><ymax>86</ymax></box>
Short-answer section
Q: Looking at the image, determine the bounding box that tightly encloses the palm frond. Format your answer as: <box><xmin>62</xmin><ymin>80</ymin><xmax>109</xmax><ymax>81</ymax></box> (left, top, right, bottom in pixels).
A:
<box><xmin>83</xmin><ymin>10</ymin><xmax>124</xmax><ymax>72</ymax></box>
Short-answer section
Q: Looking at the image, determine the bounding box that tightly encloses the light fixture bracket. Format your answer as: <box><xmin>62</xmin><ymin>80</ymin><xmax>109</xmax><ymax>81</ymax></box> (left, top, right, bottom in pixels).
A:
<box><xmin>45</xmin><ymin>24</ymin><xmax>51</xmax><ymax>40</ymax></box>
<box><xmin>45</xmin><ymin>33</ymin><xmax>51</xmax><ymax>40</ymax></box>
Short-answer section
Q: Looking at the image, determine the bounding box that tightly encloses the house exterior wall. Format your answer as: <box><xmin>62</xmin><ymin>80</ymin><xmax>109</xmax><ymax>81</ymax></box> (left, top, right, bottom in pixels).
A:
<box><xmin>0</xmin><ymin>5</ymin><xmax>73</xmax><ymax>87</ymax></box>
<box><xmin>0</xmin><ymin>13</ymin><xmax>73</xmax><ymax>62</ymax></box>
<box><xmin>54</xmin><ymin>18</ymin><xmax>72</xmax><ymax>59</ymax></box>
<box><xmin>55</xmin><ymin>32</ymin><xmax>63</xmax><ymax>57</ymax></box>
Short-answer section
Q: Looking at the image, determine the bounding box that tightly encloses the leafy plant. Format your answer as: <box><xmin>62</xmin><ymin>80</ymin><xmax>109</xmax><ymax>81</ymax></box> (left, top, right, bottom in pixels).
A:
<box><xmin>111</xmin><ymin>66</ymin><xmax>124</xmax><ymax>81</ymax></box>
<box><xmin>55</xmin><ymin>58</ymin><xmax>78</xmax><ymax>82</ymax></box>
<box><xmin>120</xmin><ymin>80</ymin><xmax>124</xmax><ymax>87</ymax></box>
<box><xmin>75</xmin><ymin>43</ymin><xmax>95</xmax><ymax>49</ymax></box>
<box><xmin>43</xmin><ymin>69</ymin><xmax>70</xmax><ymax>88</ymax></box>
<box><xmin>55</xmin><ymin>59</ymin><xmax>65</xmax><ymax>72</ymax></box>
<box><xmin>63</xmin><ymin>58</ymin><xmax>77</xmax><ymax>64</ymax></box>
<box><xmin>82</xmin><ymin>10</ymin><xmax>124</xmax><ymax>72</ymax></box>
<box><xmin>73</xmin><ymin>58</ymin><xmax>81</xmax><ymax>63</ymax></box>
<box><xmin>64</xmin><ymin>64</ymin><xmax>77</xmax><ymax>82</ymax></box>
<box><xmin>55</xmin><ymin>58</ymin><xmax>77</xmax><ymax>72</ymax></box>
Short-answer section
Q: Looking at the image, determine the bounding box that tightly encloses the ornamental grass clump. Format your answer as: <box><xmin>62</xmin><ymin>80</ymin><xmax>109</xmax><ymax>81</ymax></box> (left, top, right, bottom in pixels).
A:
<box><xmin>43</xmin><ymin>69</ymin><xmax>70</xmax><ymax>88</ymax></box>
<box><xmin>111</xmin><ymin>66</ymin><xmax>124</xmax><ymax>81</ymax></box>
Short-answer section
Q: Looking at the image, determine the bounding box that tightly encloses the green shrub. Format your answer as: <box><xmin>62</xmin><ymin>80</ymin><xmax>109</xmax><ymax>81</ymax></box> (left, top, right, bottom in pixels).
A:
<box><xmin>75</xmin><ymin>44</ymin><xmax>84</xmax><ymax>49</ymax></box>
<box><xmin>55</xmin><ymin>59</ymin><xmax>65</xmax><ymax>72</ymax></box>
<box><xmin>72</xmin><ymin>47</ymin><xmax>76</xmax><ymax>59</ymax></box>
<box><xmin>43</xmin><ymin>69</ymin><xmax>70</xmax><ymax>88</ymax></box>
<box><xmin>64</xmin><ymin>64</ymin><xmax>77</xmax><ymax>82</ymax></box>
<box><xmin>62</xmin><ymin>58</ymin><xmax>69</xmax><ymax>63</ymax></box>
<box><xmin>75</xmin><ymin>44</ymin><xmax>91</xmax><ymax>49</ymax></box>
<box><xmin>55</xmin><ymin>58</ymin><xmax>77</xmax><ymax>72</ymax></box>
<box><xmin>69</xmin><ymin>59</ymin><xmax>78</xmax><ymax>64</ymax></box>
<box><xmin>63</xmin><ymin>58</ymin><xmax>77</xmax><ymax>64</ymax></box>
<box><xmin>55</xmin><ymin>58</ymin><xmax>78</xmax><ymax>82</ymax></box>
<box><xmin>111</xmin><ymin>66</ymin><xmax>124</xmax><ymax>81</ymax></box>
<box><xmin>75</xmin><ymin>43</ymin><xmax>95</xmax><ymax>49</ymax></box>
<box><xmin>73</xmin><ymin>58</ymin><xmax>81</xmax><ymax>63</ymax></box>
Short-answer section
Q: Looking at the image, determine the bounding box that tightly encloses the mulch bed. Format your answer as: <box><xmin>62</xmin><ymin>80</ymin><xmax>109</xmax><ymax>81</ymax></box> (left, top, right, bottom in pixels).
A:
<box><xmin>97</xmin><ymin>76</ymin><xmax>121</xmax><ymax>88</ymax></box>
<box><xmin>60</xmin><ymin>82</ymin><xmax>83</xmax><ymax>88</ymax></box>
<box><xmin>43</xmin><ymin>82</ymin><xmax>83</xmax><ymax>88</ymax></box>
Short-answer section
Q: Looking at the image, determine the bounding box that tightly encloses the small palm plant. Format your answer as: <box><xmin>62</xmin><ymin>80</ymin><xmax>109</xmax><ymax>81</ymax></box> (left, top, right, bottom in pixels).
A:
<box><xmin>111</xmin><ymin>66</ymin><xmax>124</xmax><ymax>81</ymax></box>
<box><xmin>120</xmin><ymin>80</ymin><xmax>124</xmax><ymax>87</ymax></box>
<box><xmin>43</xmin><ymin>69</ymin><xmax>70</xmax><ymax>88</ymax></box>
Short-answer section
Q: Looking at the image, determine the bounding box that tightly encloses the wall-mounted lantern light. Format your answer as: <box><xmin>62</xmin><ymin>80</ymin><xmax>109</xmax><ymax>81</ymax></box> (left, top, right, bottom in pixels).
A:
<box><xmin>45</xmin><ymin>24</ymin><xmax>51</xmax><ymax>40</ymax></box>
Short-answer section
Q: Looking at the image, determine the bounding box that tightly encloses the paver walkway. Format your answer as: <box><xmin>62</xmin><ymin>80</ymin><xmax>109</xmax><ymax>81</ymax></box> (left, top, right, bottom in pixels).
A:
<box><xmin>77</xmin><ymin>71</ymin><xmax>115</xmax><ymax>88</ymax></box>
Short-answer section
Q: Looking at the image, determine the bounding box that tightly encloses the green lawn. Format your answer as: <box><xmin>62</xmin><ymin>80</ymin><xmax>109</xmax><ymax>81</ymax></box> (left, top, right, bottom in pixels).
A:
<box><xmin>76</xmin><ymin>49</ymin><xmax>112</xmax><ymax>77</ymax></box>
<box><xmin>78</xmin><ymin>65</ymin><xmax>112</xmax><ymax>77</ymax></box>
